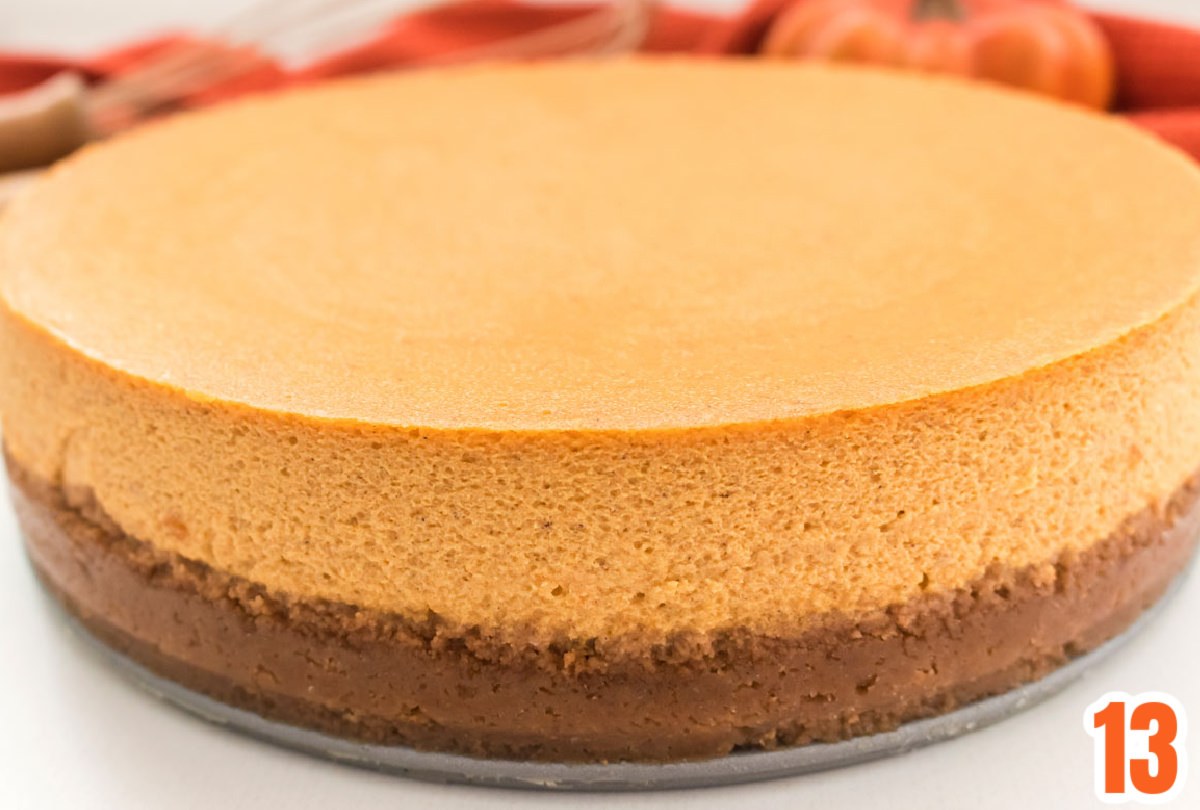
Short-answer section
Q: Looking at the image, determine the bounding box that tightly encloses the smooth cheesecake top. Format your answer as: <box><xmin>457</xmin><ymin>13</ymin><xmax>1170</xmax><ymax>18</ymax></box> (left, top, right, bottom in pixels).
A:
<box><xmin>5</xmin><ymin>61</ymin><xmax>1200</xmax><ymax>432</ymax></box>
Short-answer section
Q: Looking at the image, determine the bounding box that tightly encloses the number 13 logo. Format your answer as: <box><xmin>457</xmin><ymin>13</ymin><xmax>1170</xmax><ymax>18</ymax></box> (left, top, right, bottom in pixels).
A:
<box><xmin>1085</xmin><ymin>692</ymin><xmax>1189</xmax><ymax>804</ymax></box>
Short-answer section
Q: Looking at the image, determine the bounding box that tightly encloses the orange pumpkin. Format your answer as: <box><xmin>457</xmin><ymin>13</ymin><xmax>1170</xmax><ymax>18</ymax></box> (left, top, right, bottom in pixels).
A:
<box><xmin>762</xmin><ymin>0</ymin><xmax>1114</xmax><ymax>110</ymax></box>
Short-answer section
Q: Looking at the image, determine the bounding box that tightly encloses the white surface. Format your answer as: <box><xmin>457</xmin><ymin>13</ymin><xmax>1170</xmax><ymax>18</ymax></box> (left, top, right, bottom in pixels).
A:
<box><xmin>1</xmin><ymin>1</ymin><xmax>1199</xmax><ymax>808</ymax></box>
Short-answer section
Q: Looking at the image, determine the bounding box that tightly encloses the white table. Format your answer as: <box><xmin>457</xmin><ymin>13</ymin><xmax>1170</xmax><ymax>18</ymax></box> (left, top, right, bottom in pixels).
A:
<box><xmin>1</xmin><ymin>2</ymin><xmax>1198</xmax><ymax>808</ymax></box>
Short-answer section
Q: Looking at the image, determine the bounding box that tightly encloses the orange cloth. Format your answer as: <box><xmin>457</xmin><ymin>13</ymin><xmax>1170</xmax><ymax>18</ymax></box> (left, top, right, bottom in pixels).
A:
<box><xmin>1</xmin><ymin>1</ymin><xmax>1199</xmax><ymax>159</ymax></box>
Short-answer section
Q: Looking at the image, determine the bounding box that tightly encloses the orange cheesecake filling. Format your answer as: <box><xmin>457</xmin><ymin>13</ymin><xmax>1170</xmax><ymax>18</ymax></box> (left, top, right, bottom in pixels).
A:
<box><xmin>4</xmin><ymin>292</ymin><xmax>1200</xmax><ymax>642</ymax></box>
<box><xmin>2</xmin><ymin>63</ymin><xmax>1200</xmax><ymax>642</ymax></box>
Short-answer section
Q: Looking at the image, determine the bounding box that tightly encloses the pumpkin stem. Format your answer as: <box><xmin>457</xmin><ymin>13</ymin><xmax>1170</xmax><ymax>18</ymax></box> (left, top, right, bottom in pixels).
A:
<box><xmin>913</xmin><ymin>0</ymin><xmax>964</xmax><ymax>21</ymax></box>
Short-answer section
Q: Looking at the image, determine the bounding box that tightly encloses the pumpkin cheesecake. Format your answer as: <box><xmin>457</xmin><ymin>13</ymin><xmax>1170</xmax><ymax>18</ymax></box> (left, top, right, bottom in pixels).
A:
<box><xmin>3</xmin><ymin>61</ymin><xmax>1200</xmax><ymax>763</ymax></box>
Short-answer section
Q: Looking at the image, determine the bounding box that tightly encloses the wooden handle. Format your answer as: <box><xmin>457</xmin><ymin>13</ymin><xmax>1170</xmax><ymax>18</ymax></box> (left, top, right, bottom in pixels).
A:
<box><xmin>0</xmin><ymin>72</ymin><xmax>92</xmax><ymax>173</ymax></box>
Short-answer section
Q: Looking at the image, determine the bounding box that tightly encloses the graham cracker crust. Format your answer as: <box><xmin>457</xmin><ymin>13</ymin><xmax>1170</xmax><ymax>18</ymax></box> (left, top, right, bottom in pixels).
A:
<box><xmin>9</xmin><ymin>454</ymin><xmax>1199</xmax><ymax>763</ymax></box>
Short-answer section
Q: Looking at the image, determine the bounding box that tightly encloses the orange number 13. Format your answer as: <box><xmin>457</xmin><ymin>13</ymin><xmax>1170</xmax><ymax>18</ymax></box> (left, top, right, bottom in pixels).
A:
<box><xmin>1086</xmin><ymin>692</ymin><xmax>1188</xmax><ymax>803</ymax></box>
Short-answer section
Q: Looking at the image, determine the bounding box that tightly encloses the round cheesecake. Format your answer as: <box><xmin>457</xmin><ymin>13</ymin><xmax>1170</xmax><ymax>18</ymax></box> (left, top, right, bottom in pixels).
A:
<box><xmin>3</xmin><ymin>61</ymin><xmax>1200</xmax><ymax>763</ymax></box>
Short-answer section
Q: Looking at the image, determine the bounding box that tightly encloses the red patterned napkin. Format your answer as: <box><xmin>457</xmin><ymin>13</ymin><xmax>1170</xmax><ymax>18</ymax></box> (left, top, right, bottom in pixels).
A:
<box><xmin>1</xmin><ymin>0</ymin><xmax>1199</xmax><ymax>159</ymax></box>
